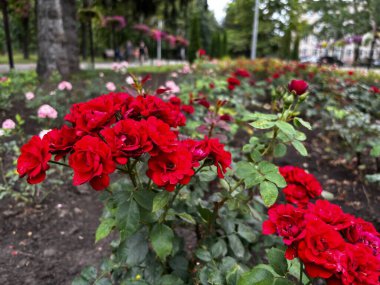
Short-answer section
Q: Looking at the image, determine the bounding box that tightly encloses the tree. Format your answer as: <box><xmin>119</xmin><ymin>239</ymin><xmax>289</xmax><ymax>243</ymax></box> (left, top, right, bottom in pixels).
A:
<box><xmin>36</xmin><ymin>0</ymin><xmax>78</xmax><ymax>79</ymax></box>
<box><xmin>1</xmin><ymin>0</ymin><xmax>14</xmax><ymax>69</ymax></box>
<box><xmin>188</xmin><ymin>14</ymin><xmax>201</xmax><ymax>62</ymax></box>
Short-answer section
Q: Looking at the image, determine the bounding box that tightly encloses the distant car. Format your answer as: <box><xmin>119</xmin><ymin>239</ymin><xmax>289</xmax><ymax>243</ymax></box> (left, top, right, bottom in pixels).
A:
<box><xmin>300</xmin><ymin>56</ymin><xmax>319</xmax><ymax>64</ymax></box>
<box><xmin>318</xmin><ymin>56</ymin><xmax>344</xmax><ymax>67</ymax></box>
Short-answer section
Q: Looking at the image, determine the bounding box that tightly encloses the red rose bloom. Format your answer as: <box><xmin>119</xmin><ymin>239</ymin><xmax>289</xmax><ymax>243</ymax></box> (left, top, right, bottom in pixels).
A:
<box><xmin>298</xmin><ymin>219</ymin><xmax>346</xmax><ymax>279</ymax></box>
<box><xmin>370</xmin><ymin>86</ymin><xmax>380</xmax><ymax>94</ymax></box>
<box><xmin>69</xmin><ymin>136</ymin><xmax>115</xmax><ymax>190</ymax></box>
<box><xmin>181</xmin><ymin>105</ymin><xmax>195</xmax><ymax>114</ymax></box>
<box><xmin>183</xmin><ymin>139</ymin><xmax>209</xmax><ymax>167</ymax></box>
<box><xmin>227</xmin><ymin>77</ymin><xmax>241</xmax><ymax>87</ymax></box>
<box><xmin>46</xmin><ymin>125</ymin><xmax>80</xmax><ymax>161</ymax></box>
<box><xmin>197</xmin><ymin>49</ymin><xmax>206</xmax><ymax>57</ymax></box>
<box><xmin>234</xmin><ymin>68</ymin><xmax>250</xmax><ymax>78</ymax></box>
<box><xmin>262</xmin><ymin>204</ymin><xmax>306</xmax><ymax>246</ymax></box>
<box><xmin>209</xmin><ymin>82</ymin><xmax>215</xmax><ymax>89</ymax></box>
<box><xmin>147</xmin><ymin>145</ymin><xmax>194</xmax><ymax>191</ymax></box>
<box><xmin>337</xmin><ymin>244</ymin><xmax>380</xmax><ymax>285</ymax></box>
<box><xmin>279</xmin><ymin>166</ymin><xmax>322</xmax><ymax>206</ymax></box>
<box><xmin>272</xmin><ymin>73</ymin><xmax>280</xmax><ymax>79</ymax></box>
<box><xmin>17</xmin><ymin>136</ymin><xmax>51</xmax><ymax>184</ymax></box>
<box><xmin>101</xmin><ymin>119</ymin><xmax>153</xmax><ymax>164</ymax></box>
<box><xmin>146</xmin><ymin>117</ymin><xmax>178</xmax><ymax>155</ymax></box>
<box><xmin>205</xmin><ymin>137</ymin><xmax>232</xmax><ymax>178</ymax></box>
<box><xmin>306</xmin><ymin>200</ymin><xmax>354</xmax><ymax>231</ymax></box>
<box><xmin>288</xmin><ymin>79</ymin><xmax>308</xmax><ymax>95</ymax></box>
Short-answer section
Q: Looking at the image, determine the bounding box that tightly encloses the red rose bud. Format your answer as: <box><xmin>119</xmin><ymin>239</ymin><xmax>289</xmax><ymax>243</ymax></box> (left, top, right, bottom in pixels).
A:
<box><xmin>209</xmin><ymin>82</ymin><xmax>215</xmax><ymax>89</ymax></box>
<box><xmin>288</xmin><ymin>79</ymin><xmax>308</xmax><ymax>96</ymax></box>
<box><xmin>197</xmin><ymin>49</ymin><xmax>206</xmax><ymax>57</ymax></box>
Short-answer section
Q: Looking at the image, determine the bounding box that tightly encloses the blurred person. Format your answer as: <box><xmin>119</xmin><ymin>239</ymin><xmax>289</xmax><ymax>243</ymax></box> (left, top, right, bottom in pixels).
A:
<box><xmin>125</xmin><ymin>41</ymin><xmax>134</xmax><ymax>62</ymax></box>
<box><xmin>139</xmin><ymin>41</ymin><xmax>148</xmax><ymax>65</ymax></box>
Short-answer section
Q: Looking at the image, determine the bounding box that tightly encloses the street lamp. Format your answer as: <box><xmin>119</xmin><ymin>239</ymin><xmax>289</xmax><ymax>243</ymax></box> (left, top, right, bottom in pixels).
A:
<box><xmin>251</xmin><ymin>0</ymin><xmax>260</xmax><ymax>60</ymax></box>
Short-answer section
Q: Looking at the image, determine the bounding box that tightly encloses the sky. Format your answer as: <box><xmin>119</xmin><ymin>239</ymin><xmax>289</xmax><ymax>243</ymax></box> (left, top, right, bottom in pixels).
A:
<box><xmin>208</xmin><ymin>0</ymin><xmax>232</xmax><ymax>24</ymax></box>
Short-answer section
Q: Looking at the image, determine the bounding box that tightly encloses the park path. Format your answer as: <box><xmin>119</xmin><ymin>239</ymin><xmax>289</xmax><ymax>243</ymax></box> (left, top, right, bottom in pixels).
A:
<box><xmin>0</xmin><ymin>60</ymin><xmax>186</xmax><ymax>73</ymax></box>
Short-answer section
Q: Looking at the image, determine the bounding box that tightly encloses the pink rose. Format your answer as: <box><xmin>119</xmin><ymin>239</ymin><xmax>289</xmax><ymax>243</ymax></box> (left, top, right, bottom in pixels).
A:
<box><xmin>2</xmin><ymin>119</ymin><xmax>16</xmax><ymax>130</ymax></box>
<box><xmin>38</xmin><ymin>104</ymin><xmax>58</xmax><ymax>119</ymax></box>
<box><xmin>25</xmin><ymin>92</ymin><xmax>35</xmax><ymax>100</ymax></box>
<box><xmin>106</xmin><ymin>82</ymin><xmax>116</xmax><ymax>91</ymax></box>
<box><xmin>165</xmin><ymin>80</ymin><xmax>180</xmax><ymax>93</ymax></box>
<box><xmin>58</xmin><ymin>81</ymin><xmax>73</xmax><ymax>91</ymax></box>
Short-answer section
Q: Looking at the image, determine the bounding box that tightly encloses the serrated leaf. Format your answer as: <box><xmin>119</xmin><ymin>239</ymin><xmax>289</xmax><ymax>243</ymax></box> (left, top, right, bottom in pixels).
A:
<box><xmin>152</xmin><ymin>192</ymin><xmax>170</xmax><ymax>212</ymax></box>
<box><xmin>134</xmin><ymin>190</ymin><xmax>155</xmax><ymax>211</ymax></box>
<box><xmin>250</xmin><ymin>121</ymin><xmax>276</xmax><ymax>129</ymax></box>
<box><xmin>80</xmin><ymin>266</ymin><xmax>97</xmax><ymax>281</ymax></box>
<box><xmin>237</xmin><ymin>267</ymin><xmax>274</xmax><ymax>285</ymax></box>
<box><xmin>116</xmin><ymin>199</ymin><xmax>140</xmax><ymax>237</ymax></box>
<box><xmin>273</xmin><ymin>143</ymin><xmax>287</xmax><ymax>157</ymax></box>
<box><xmin>177</xmin><ymin>212</ymin><xmax>196</xmax><ymax>224</ymax></box>
<box><xmin>237</xmin><ymin>223</ymin><xmax>257</xmax><ymax>243</ymax></box>
<box><xmin>228</xmin><ymin>234</ymin><xmax>245</xmax><ymax>259</ymax></box>
<box><xmin>196</xmin><ymin>248</ymin><xmax>212</xmax><ymax>261</ymax></box>
<box><xmin>370</xmin><ymin>145</ymin><xmax>380</xmax><ymax>157</ymax></box>
<box><xmin>150</xmin><ymin>224</ymin><xmax>174</xmax><ymax>260</ymax></box>
<box><xmin>264</xmin><ymin>172</ymin><xmax>287</xmax><ymax>188</ymax></box>
<box><xmin>275</xmin><ymin>121</ymin><xmax>296</xmax><ymax>136</ymax></box>
<box><xmin>211</xmin><ymin>239</ymin><xmax>228</xmax><ymax>259</ymax></box>
<box><xmin>267</xmin><ymin>248</ymin><xmax>288</xmax><ymax>276</ymax></box>
<box><xmin>95</xmin><ymin>218</ymin><xmax>115</xmax><ymax>242</ymax></box>
<box><xmin>291</xmin><ymin>140</ymin><xmax>308</xmax><ymax>156</ymax></box>
<box><xmin>259</xmin><ymin>182</ymin><xmax>278</xmax><ymax>207</ymax></box>
<box><xmin>294</xmin><ymin>117</ymin><xmax>312</xmax><ymax>130</ymax></box>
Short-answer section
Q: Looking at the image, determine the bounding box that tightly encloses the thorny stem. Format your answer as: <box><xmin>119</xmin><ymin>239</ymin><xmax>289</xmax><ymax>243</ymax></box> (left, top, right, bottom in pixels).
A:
<box><xmin>49</xmin><ymin>160</ymin><xmax>69</xmax><ymax>167</ymax></box>
<box><xmin>299</xmin><ymin>261</ymin><xmax>303</xmax><ymax>285</ymax></box>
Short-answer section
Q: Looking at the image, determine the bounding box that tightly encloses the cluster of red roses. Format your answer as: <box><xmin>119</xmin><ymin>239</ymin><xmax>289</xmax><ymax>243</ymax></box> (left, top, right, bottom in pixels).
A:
<box><xmin>17</xmin><ymin>92</ymin><xmax>232</xmax><ymax>191</ymax></box>
<box><xmin>226</xmin><ymin>68</ymin><xmax>250</xmax><ymax>90</ymax></box>
<box><xmin>263</xmin><ymin>166</ymin><xmax>380</xmax><ymax>285</ymax></box>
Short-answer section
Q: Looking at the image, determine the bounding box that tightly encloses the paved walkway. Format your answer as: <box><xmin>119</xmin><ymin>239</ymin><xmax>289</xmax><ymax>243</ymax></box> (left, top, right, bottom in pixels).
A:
<box><xmin>0</xmin><ymin>60</ymin><xmax>186</xmax><ymax>73</ymax></box>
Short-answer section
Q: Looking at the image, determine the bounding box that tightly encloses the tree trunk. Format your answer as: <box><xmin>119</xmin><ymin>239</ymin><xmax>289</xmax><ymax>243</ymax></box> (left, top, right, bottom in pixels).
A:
<box><xmin>61</xmin><ymin>0</ymin><xmax>79</xmax><ymax>73</ymax></box>
<box><xmin>367</xmin><ymin>22</ymin><xmax>377</xmax><ymax>70</ymax></box>
<box><xmin>1</xmin><ymin>0</ymin><xmax>14</xmax><ymax>69</ymax></box>
<box><xmin>22</xmin><ymin>16</ymin><xmax>30</xmax><ymax>59</ymax></box>
<box><xmin>36</xmin><ymin>0</ymin><xmax>79</xmax><ymax>79</ymax></box>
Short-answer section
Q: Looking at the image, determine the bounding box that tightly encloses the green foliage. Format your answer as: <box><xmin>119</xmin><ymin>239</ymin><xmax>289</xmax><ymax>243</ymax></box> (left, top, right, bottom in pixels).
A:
<box><xmin>188</xmin><ymin>14</ymin><xmax>201</xmax><ymax>62</ymax></box>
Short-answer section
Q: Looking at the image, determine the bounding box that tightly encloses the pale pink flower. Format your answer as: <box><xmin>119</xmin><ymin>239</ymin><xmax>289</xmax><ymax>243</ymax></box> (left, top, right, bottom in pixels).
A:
<box><xmin>171</xmin><ymin>72</ymin><xmax>178</xmax><ymax>78</ymax></box>
<box><xmin>181</xmin><ymin>64</ymin><xmax>191</xmax><ymax>74</ymax></box>
<box><xmin>25</xmin><ymin>92</ymin><xmax>35</xmax><ymax>100</ymax></box>
<box><xmin>126</xmin><ymin>76</ymin><xmax>134</xmax><ymax>85</ymax></box>
<box><xmin>2</xmin><ymin>119</ymin><xmax>16</xmax><ymax>130</ymax></box>
<box><xmin>39</xmin><ymin>129</ymin><xmax>52</xmax><ymax>138</ymax></box>
<box><xmin>58</xmin><ymin>81</ymin><xmax>73</xmax><ymax>91</ymax></box>
<box><xmin>38</xmin><ymin>104</ymin><xmax>58</xmax><ymax>119</ymax></box>
<box><xmin>0</xmin><ymin>130</ymin><xmax>4</xmax><ymax>136</ymax></box>
<box><xmin>106</xmin><ymin>82</ymin><xmax>116</xmax><ymax>91</ymax></box>
<box><xmin>165</xmin><ymin>80</ymin><xmax>180</xmax><ymax>93</ymax></box>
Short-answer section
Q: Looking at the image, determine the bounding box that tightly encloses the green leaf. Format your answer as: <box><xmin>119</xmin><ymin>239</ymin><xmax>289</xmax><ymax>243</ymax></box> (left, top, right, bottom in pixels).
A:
<box><xmin>259</xmin><ymin>182</ymin><xmax>278</xmax><ymax>207</ymax></box>
<box><xmin>250</xmin><ymin>121</ymin><xmax>276</xmax><ymax>129</ymax></box>
<box><xmin>370</xmin><ymin>145</ymin><xmax>380</xmax><ymax>157</ymax></box>
<box><xmin>291</xmin><ymin>140</ymin><xmax>308</xmax><ymax>156</ymax></box>
<box><xmin>195</xmin><ymin>248</ymin><xmax>212</xmax><ymax>262</ymax></box>
<box><xmin>211</xmin><ymin>239</ymin><xmax>228</xmax><ymax>259</ymax></box>
<box><xmin>275</xmin><ymin>121</ymin><xmax>296</xmax><ymax>136</ymax></box>
<box><xmin>273</xmin><ymin>143</ymin><xmax>287</xmax><ymax>158</ymax></box>
<box><xmin>94</xmin><ymin>278</ymin><xmax>112</xmax><ymax>285</ymax></box>
<box><xmin>134</xmin><ymin>189</ymin><xmax>155</xmax><ymax>211</ymax></box>
<box><xmin>116</xmin><ymin>199</ymin><xmax>140</xmax><ymax>237</ymax></box>
<box><xmin>197</xmin><ymin>206</ymin><xmax>213</xmax><ymax>223</ymax></box>
<box><xmin>124</xmin><ymin>229</ymin><xmax>149</xmax><ymax>266</ymax></box>
<box><xmin>228</xmin><ymin>234</ymin><xmax>245</xmax><ymax>259</ymax></box>
<box><xmin>150</xmin><ymin>224</ymin><xmax>174</xmax><ymax>260</ymax></box>
<box><xmin>294</xmin><ymin>117</ymin><xmax>312</xmax><ymax>130</ymax></box>
<box><xmin>95</xmin><ymin>218</ymin><xmax>115</xmax><ymax>243</ymax></box>
<box><xmin>159</xmin><ymin>275</ymin><xmax>185</xmax><ymax>285</ymax></box>
<box><xmin>237</xmin><ymin>223</ymin><xmax>257</xmax><ymax>243</ymax></box>
<box><xmin>243</xmin><ymin>112</ymin><xmax>278</xmax><ymax>121</ymax></box>
<box><xmin>267</xmin><ymin>248</ymin><xmax>288</xmax><ymax>276</ymax></box>
<box><xmin>264</xmin><ymin>172</ymin><xmax>287</xmax><ymax>188</ymax></box>
<box><xmin>152</xmin><ymin>191</ymin><xmax>170</xmax><ymax>212</ymax></box>
<box><xmin>177</xmin><ymin>212</ymin><xmax>196</xmax><ymax>224</ymax></box>
<box><xmin>258</xmin><ymin>161</ymin><xmax>277</xmax><ymax>174</ymax></box>
<box><xmin>236</xmin><ymin>161</ymin><xmax>264</xmax><ymax>188</ymax></box>
<box><xmin>366</xmin><ymin>174</ymin><xmax>380</xmax><ymax>183</ymax></box>
<box><xmin>199</xmin><ymin>169</ymin><xmax>217</xmax><ymax>182</ymax></box>
<box><xmin>237</xmin><ymin>267</ymin><xmax>274</xmax><ymax>285</ymax></box>
<box><xmin>72</xmin><ymin>277</ymin><xmax>90</xmax><ymax>285</ymax></box>
<box><xmin>81</xmin><ymin>266</ymin><xmax>97</xmax><ymax>281</ymax></box>
<box><xmin>273</xmin><ymin>278</ymin><xmax>293</xmax><ymax>285</ymax></box>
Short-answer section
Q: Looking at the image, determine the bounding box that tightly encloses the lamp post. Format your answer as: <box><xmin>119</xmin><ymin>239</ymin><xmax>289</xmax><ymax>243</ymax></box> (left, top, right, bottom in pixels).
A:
<box><xmin>251</xmin><ymin>0</ymin><xmax>260</xmax><ymax>60</ymax></box>
<box><xmin>157</xmin><ymin>20</ymin><xmax>163</xmax><ymax>61</ymax></box>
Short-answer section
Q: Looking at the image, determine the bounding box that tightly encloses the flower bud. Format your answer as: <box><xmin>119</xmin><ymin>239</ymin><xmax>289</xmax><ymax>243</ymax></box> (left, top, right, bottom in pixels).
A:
<box><xmin>288</xmin><ymin>79</ymin><xmax>308</xmax><ymax>96</ymax></box>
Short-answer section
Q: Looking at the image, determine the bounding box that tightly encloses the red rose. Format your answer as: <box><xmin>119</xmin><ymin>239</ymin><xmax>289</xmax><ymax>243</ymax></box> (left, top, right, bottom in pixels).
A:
<box><xmin>234</xmin><ymin>68</ymin><xmax>250</xmax><ymax>78</ymax></box>
<box><xmin>183</xmin><ymin>139</ymin><xmax>209</xmax><ymax>167</ymax></box>
<box><xmin>370</xmin><ymin>86</ymin><xmax>380</xmax><ymax>94</ymax></box>
<box><xmin>205</xmin><ymin>137</ymin><xmax>232</xmax><ymax>178</ymax></box>
<box><xmin>196</xmin><ymin>98</ymin><xmax>211</xmax><ymax>109</ymax></box>
<box><xmin>69</xmin><ymin>136</ymin><xmax>115</xmax><ymax>190</ymax></box>
<box><xmin>46</xmin><ymin>125</ymin><xmax>80</xmax><ymax>161</ymax></box>
<box><xmin>181</xmin><ymin>105</ymin><xmax>195</xmax><ymax>114</ymax></box>
<box><xmin>262</xmin><ymin>204</ymin><xmax>306</xmax><ymax>246</ymax></box>
<box><xmin>288</xmin><ymin>79</ymin><xmax>308</xmax><ymax>95</ymax></box>
<box><xmin>227</xmin><ymin>84</ymin><xmax>236</xmax><ymax>91</ymax></box>
<box><xmin>272</xmin><ymin>73</ymin><xmax>280</xmax><ymax>79</ymax></box>
<box><xmin>101</xmin><ymin>119</ymin><xmax>153</xmax><ymax>164</ymax></box>
<box><xmin>17</xmin><ymin>136</ymin><xmax>51</xmax><ymax>184</ymax></box>
<box><xmin>298</xmin><ymin>219</ymin><xmax>346</xmax><ymax>279</ymax></box>
<box><xmin>279</xmin><ymin>166</ymin><xmax>322</xmax><ymax>206</ymax></box>
<box><xmin>169</xmin><ymin>96</ymin><xmax>181</xmax><ymax>106</ymax></box>
<box><xmin>227</xmin><ymin>77</ymin><xmax>241</xmax><ymax>87</ymax></box>
<box><xmin>337</xmin><ymin>244</ymin><xmax>380</xmax><ymax>285</ymax></box>
<box><xmin>197</xmin><ymin>49</ymin><xmax>206</xmax><ymax>57</ymax></box>
<box><xmin>209</xmin><ymin>82</ymin><xmax>215</xmax><ymax>89</ymax></box>
<box><xmin>306</xmin><ymin>200</ymin><xmax>354</xmax><ymax>231</ymax></box>
<box><xmin>219</xmin><ymin>114</ymin><xmax>233</xmax><ymax>122</ymax></box>
<box><xmin>146</xmin><ymin>117</ymin><xmax>178</xmax><ymax>155</ymax></box>
<box><xmin>147</xmin><ymin>145</ymin><xmax>194</xmax><ymax>191</ymax></box>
